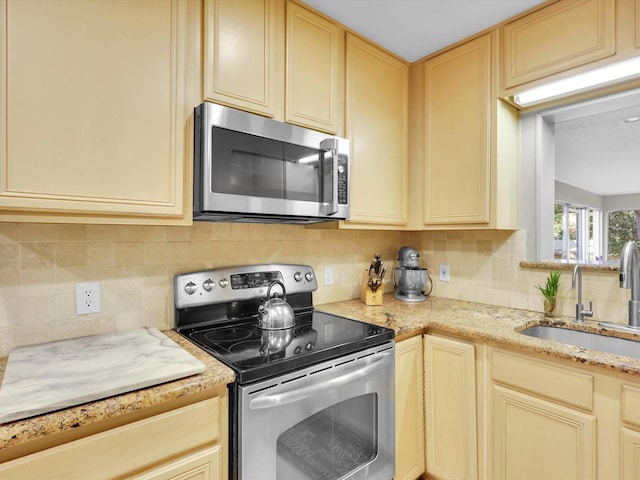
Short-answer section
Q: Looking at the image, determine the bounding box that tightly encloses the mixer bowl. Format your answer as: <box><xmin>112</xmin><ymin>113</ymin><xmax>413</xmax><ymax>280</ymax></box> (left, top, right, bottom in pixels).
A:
<box><xmin>394</xmin><ymin>267</ymin><xmax>429</xmax><ymax>302</ymax></box>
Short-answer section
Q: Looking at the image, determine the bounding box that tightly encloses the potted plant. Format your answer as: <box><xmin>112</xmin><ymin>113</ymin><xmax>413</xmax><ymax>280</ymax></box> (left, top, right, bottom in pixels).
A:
<box><xmin>536</xmin><ymin>271</ymin><xmax>561</xmax><ymax>317</ymax></box>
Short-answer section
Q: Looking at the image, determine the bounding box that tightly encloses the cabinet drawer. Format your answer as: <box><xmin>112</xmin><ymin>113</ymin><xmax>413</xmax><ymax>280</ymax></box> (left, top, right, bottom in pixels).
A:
<box><xmin>622</xmin><ymin>384</ymin><xmax>640</xmax><ymax>426</ymax></box>
<box><xmin>0</xmin><ymin>397</ymin><xmax>222</xmax><ymax>480</ymax></box>
<box><xmin>491</xmin><ymin>349</ymin><xmax>593</xmax><ymax>410</ymax></box>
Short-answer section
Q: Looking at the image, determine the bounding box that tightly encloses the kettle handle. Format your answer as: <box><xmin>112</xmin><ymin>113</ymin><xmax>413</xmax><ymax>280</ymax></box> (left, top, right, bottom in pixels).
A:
<box><xmin>266</xmin><ymin>280</ymin><xmax>287</xmax><ymax>300</ymax></box>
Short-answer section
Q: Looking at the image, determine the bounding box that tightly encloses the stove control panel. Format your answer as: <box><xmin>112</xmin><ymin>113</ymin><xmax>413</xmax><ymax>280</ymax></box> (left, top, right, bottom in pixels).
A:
<box><xmin>174</xmin><ymin>264</ymin><xmax>318</xmax><ymax>309</ymax></box>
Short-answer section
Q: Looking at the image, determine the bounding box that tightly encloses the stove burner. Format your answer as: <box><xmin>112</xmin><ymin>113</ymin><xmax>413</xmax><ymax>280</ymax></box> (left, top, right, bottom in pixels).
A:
<box><xmin>204</xmin><ymin>327</ymin><xmax>253</xmax><ymax>343</ymax></box>
<box><xmin>228</xmin><ymin>340</ymin><xmax>262</xmax><ymax>354</ymax></box>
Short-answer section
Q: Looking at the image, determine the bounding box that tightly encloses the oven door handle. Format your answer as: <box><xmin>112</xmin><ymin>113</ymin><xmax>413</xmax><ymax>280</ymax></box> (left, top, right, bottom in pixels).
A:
<box><xmin>248</xmin><ymin>352</ymin><xmax>393</xmax><ymax>410</ymax></box>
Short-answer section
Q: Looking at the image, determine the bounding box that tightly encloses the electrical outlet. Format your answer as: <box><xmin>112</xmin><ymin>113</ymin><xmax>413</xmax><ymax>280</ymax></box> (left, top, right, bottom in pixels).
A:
<box><xmin>439</xmin><ymin>264</ymin><xmax>450</xmax><ymax>282</ymax></box>
<box><xmin>76</xmin><ymin>281</ymin><xmax>101</xmax><ymax>315</ymax></box>
<box><xmin>324</xmin><ymin>267</ymin><xmax>333</xmax><ymax>286</ymax></box>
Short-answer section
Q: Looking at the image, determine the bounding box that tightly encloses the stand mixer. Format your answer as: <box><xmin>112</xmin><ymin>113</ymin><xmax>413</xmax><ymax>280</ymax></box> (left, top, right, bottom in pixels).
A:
<box><xmin>393</xmin><ymin>246</ymin><xmax>433</xmax><ymax>302</ymax></box>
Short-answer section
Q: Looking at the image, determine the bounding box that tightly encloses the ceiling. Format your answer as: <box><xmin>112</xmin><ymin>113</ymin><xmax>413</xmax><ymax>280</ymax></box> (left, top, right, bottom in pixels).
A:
<box><xmin>301</xmin><ymin>0</ymin><xmax>546</xmax><ymax>62</ymax></box>
<box><xmin>547</xmin><ymin>89</ymin><xmax>640</xmax><ymax>197</ymax></box>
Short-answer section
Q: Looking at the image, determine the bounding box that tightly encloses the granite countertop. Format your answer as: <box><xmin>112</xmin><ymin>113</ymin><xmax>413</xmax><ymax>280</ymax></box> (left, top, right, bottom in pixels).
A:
<box><xmin>0</xmin><ymin>331</ymin><xmax>235</xmax><ymax>454</ymax></box>
<box><xmin>318</xmin><ymin>294</ymin><xmax>640</xmax><ymax>377</ymax></box>
<box><xmin>4</xmin><ymin>295</ymin><xmax>640</xmax><ymax>459</ymax></box>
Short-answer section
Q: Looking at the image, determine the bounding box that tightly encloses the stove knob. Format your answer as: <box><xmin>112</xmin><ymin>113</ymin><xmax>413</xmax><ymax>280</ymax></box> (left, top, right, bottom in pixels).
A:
<box><xmin>294</xmin><ymin>272</ymin><xmax>302</xmax><ymax>282</ymax></box>
<box><xmin>305</xmin><ymin>342</ymin><xmax>314</xmax><ymax>351</ymax></box>
<box><xmin>203</xmin><ymin>279</ymin><xmax>215</xmax><ymax>292</ymax></box>
<box><xmin>294</xmin><ymin>346</ymin><xmax>302</xmax><ymax>355</ymax></box>
<box><xmin>184</xmin><ymin>281</ymin><xmax>197</xmax><ymax>295</ymax></box>
<box><xmin>219</xmin><ymin>277</ymin><xmax>229</xmax><ymax>288</ymax></box>
<box><xmin>304</xmin><ymin>271</ymin><xmax>314</xmax><ymax>282</ymax></box>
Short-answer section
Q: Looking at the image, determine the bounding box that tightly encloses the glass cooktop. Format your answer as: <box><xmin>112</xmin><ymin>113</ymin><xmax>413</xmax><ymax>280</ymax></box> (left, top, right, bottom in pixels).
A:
<box><xmin>179</xmin><ymin>310</ymin><xmax>394</xmax><ymax>384</ymax></box>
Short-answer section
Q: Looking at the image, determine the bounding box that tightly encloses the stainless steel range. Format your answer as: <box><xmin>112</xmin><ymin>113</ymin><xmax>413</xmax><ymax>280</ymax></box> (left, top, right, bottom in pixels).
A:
<box><xmin>174</xmin><ymin>264</ymin><xmax>395</xmax><ymax>480</ymax></box>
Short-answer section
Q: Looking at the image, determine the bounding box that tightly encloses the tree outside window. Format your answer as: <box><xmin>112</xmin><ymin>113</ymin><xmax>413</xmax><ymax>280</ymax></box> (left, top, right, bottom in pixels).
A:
<box><xmin>608</xmin><ymin>210</ymin><xmax>640</xmax><ymax>261</ymax></box>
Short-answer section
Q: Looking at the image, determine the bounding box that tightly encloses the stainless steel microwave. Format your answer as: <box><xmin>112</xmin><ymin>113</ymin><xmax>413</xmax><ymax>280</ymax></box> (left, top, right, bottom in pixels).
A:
<box><xmin>193</xmin><ymin>103</ymin><xmax>350</xmax><ymax>224</ymax></box>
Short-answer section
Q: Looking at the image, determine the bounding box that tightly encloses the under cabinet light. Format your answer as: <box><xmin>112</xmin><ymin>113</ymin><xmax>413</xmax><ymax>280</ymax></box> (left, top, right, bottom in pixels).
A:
<box><xmin>514</xmin><ymin>56</ymin><xmax>640</xmax><ymax>107</ymax></box>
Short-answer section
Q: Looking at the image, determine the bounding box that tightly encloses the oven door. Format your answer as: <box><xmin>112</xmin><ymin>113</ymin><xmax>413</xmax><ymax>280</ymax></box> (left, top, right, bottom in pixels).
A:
<box><xmin>237</xmin><ymin>343</ymin><xmax>395</xmax><ymax>480</ymax></box>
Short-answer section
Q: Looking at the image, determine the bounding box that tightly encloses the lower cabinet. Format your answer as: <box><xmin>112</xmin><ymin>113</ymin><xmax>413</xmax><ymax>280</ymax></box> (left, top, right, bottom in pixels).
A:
<box><xmin>0</xmin><ymin>396</ymin><xmax>227</xmax><ymax>480</ymax></box>
<box><xmin>490</xmin><ymin>348</ymin><xmax>597</xmax><ymax>480</ymax></box>
<box><xmin>621</xmin><ymin>384</ymin><xmax>640</xmax><ymax>479</ymax></box>
<box><xmin>423</xmin><ymin>334</ymin><xmax>478</xmax><ymax>480</ymax></box>
<box><xmin>128</xmin><ymin>446</ymin><xmax>222</xmax><ymax>480</ymax></box>
<box><xmin>395</xmin><ymin>336</ymin><xmax>425</xmax><ymax>480</ymax></box>
<box><xmin>492</xmin><ymin>386</ymin><xmax>596</xmax><ymax>480</ymax></box>
<box><xmin>400</xmin><ymin>332</ymin><xmax>640</xmax><ymax>480</ymax></box>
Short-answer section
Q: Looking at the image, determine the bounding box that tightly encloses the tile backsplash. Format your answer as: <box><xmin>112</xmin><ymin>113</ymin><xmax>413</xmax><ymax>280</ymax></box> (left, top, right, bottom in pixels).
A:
<box><xmin>0</xmin><ymin>223</ymin><xmax>627</xmax><ymax>356</ymax></box>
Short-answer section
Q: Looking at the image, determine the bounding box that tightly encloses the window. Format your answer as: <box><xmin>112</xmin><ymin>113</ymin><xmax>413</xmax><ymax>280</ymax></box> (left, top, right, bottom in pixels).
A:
<box><xmin>554</xmin><ymin>202</ymin><xmax>603</xmax><ymax>262</ymax></box>
<box><xmin>607</xmin><ymin>210</ymin><xmax>640</xmax><ymax>261</ymax></box>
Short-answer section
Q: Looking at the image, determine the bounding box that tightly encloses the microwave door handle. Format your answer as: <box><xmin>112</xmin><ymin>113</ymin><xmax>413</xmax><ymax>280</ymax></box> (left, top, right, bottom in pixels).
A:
<box><xmin>248</xmin><ymin>352</ymin><xmax>393</xmax><ymax>410</ymax></box>
<box><xmin>319</xmin><ymin>138</ymin><xmax>339</xmax><ymax>215</ymax></box>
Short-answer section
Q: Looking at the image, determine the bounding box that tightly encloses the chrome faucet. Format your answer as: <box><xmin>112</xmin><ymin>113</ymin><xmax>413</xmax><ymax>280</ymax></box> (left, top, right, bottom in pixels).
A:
<box><xmin>572</xmin><ymin>264</ymin><xmax>593</xmax><ymax>322</ymax></box>
<box><xmin>620</xmin><ymin>241</ymin><xmax>640</xmax><ymax>328</ymax></box>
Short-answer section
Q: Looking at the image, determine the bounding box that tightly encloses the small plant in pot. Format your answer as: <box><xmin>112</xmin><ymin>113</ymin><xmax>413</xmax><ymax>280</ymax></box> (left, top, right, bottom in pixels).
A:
<box><xmin>536</xmin><ymin>271</ymin><xmax>561</xmax><ymax>317</ymax></box>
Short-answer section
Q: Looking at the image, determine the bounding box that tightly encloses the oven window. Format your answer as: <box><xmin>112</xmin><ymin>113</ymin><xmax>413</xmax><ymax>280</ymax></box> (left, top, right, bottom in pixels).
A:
<box><xmin>276</xmin><ymin>394</ymin><xmax>377</xmax><ymax>480</ymax></box>
<box><xmin>210</xmin><ymin>127</ymin><xmax>333</xmax><ymax>203</ymax></box>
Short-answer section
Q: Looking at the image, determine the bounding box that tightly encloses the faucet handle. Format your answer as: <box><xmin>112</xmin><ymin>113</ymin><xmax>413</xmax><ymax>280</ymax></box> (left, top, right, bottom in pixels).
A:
<box><xmin>584</xmin><ymin>301</ymin><xmax>594</xmax><ymax>318</ymax></box>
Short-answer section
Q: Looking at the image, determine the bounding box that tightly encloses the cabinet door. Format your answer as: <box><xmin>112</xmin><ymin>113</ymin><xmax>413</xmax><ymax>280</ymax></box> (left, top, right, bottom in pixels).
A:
<box><xmin>345</xmin><ymin>34</ymin><xmax>409</xmax><ymax>227</ymax></box>
<box><xmin>127</xmin><ymin>445</ymin><xmax>222</xmax><ymax>480</ymax></box>
<box><xmin>424</xmin><ymin>335</ymin><xmax>478</xmax><ymax>480</ymax></box>
<box><xmin>501</xmin><ymin>0</ymin><xmax>615</xmax><ymax>90</ymax></box>
<box><xmin>492</xmin><ymin>385</ymin><xmax>596</xmax><ymax>480</ymax></box>
<box><xmin>0</xmin><ymin>0</ymin><xmax>197</xmax><ymax>224</ymax></box>
<box><xmin>286</xmin><ymin>2</ymin><xmax>343</xmax><ymax>135</ymax></box>
<box><xmin>622</xmin><ymin>428</ymin><xmax>640</xmax><ymax>480</ymax></box>
<box><xmin>203</xmin><ymin>0</ymin><xmax>284</xmax><ymax>118</ymax></box>
<box><xmin>395</xmin><ymin>336</ymin><xmax>425</xmax><ymax>480</ymax></box>
<box><xmin>423</xmin><ymin>34</ymin><xmax>491</xmax><ymax>225</ymax></box>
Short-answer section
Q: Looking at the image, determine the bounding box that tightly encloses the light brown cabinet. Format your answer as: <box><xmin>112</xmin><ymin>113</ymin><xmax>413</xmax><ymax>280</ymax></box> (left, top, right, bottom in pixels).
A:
<box><xmin>0</xmin><ymin>0</ymin><xmax>199</xmax><ymax>224</ymax></box>
<box><xmin>424</xmin><ymin>334</ymin><xmax>478</xmax><ymax>480</ymax></box>
<box><xmin>343</xmin><ymin>33</ymin><xmax>409</xmax><ymax>228</ymax></box>
<box><xmin>285</xmin><ymin>1</ymin><xmax>344</xmax><ymax>134</ymax></box>
<box><xmin>203</xmin><ymin>0</ymin><xmax>285</xmax><ymax>118</ymax></box>
<box><xmin>416</xmin><ymin>32</ymin><xmax>520</xmax><ymax>229</ymax></box>
<box><xmin>501</xmin><ymin>0</ymin><xmax>616</xmax><ymax>92</ymax></box>
<box><xmin>490</xmin><ymin>349</ymin><xmax>597</xmax><ymax>480</ymax></box>
<box><xmin>394</xmin><ymin>336</ymin><xmax>425</xmax><ymax>480</ymax></box>
<box><xmin>621</xmin><ymin>384</ymin><xmax>640</xmax><ymax>479</ymax></box>
<box><xmin>0</xmin><ymin>396</ymin><xmax>227</xmax><ymax>480</ymax></box>
<box><xmin>204</xmin><ymin>0</ymin><xmax>344</xmax><ymax>135</ymax></box>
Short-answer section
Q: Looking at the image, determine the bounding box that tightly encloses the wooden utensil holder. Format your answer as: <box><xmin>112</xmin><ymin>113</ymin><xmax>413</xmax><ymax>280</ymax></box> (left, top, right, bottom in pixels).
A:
<box><xmin>360</xmin><ymin>269</ymin><xmax>384</xmax><ymax>306</ymax></box>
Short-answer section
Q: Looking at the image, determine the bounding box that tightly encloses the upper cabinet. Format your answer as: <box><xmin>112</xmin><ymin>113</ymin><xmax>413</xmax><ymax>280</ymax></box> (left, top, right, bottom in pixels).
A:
<box><xmin>285</xmin><ymin>1</ymin><xmax>344</xmax><ymax>134</ymax></box>
<box><xmin>203</xmin><ymin>0</ymin><xmax>285</xmax><ymax>119</ymax></box>
<box><xmin>415</xmin><ymin>32</ymin><xmax>520</xmax><ymax>229</ymax></box>
<box><xmin>501</xmin><ymin>0</ymin><xmax>616</xmax><ymax>92</ymax></box>
<box><xmin>0</xmin><ymin>0</ymin><xmax>199</xmax><ymax>224</ymax></box>
<box><xmin>343</xmin><ymin>34</ymin><xmax>409</xmax><ymax>228</ymax></box>
<box><xmin>499</xmin><ymin>0</ymin><xmax>640</xmax><ymax>102</ymax></box>
<box><xmin>204</xmin><ymin>0</ymin><xmax>343</xmax><ymax>135</ymax></box>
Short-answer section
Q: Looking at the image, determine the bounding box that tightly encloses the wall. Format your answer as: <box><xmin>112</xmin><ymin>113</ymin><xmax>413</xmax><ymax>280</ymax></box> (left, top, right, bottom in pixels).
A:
<box><xmin>0</xmin><ymin>223</ymin><xmax>628</xmax><ymax>357</ymax></box>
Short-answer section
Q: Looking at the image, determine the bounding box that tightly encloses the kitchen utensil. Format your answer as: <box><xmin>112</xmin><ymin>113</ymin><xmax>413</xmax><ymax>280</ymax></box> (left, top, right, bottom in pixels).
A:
<box><xmin>394</xmin><ymin>246</ymin><xmax>432</xmax><ymax>302</ymax></box>
<box><xmin>258</xmin><ymin>280</ymin><xmax>295</xmax><ymax>330</ymax></box>
<box><xmin>259</xmin><ymin>328</ymin><xmax>293</xmax><ymax>355</ymax></box>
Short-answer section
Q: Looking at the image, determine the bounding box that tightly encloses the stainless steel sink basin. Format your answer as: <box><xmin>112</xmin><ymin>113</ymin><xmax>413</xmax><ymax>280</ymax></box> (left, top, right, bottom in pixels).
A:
<box><xmin>520</xmin><ymin>325</ymin><xmax>640</xmax><ymax>359</ymax></box>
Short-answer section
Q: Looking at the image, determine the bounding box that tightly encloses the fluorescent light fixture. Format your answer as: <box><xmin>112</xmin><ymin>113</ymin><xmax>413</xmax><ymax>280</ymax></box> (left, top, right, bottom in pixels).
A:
<box><xmin>514</xmin><ymin>56</ymin><xmax>640</xmax><ymax>107</ymax></box>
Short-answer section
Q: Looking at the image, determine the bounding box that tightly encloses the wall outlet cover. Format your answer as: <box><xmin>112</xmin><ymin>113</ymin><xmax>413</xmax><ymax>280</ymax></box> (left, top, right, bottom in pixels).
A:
<box><xmin>439</xmin><ymin>264</ymin><xmax>450</xmax><ymax>282</ymax></box>
<box><xmin>76</xmin><ymin>281</ymin><xmax>101</xmax><ymax>315</ymax></box>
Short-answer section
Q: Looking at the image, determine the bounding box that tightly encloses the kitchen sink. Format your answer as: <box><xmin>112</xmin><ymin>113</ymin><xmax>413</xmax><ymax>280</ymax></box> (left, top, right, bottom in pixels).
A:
<box><xmin>519</xmin><ymin>325</ymin><xmax>640</xmax><ymax>360</ymax></box>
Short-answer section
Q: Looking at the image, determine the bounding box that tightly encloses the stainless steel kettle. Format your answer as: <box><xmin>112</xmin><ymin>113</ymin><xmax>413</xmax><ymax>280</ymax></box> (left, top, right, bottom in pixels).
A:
<box><xmin>257</xmin><ymin>280</ymin><xmax>295</xmax><ymax>330</ymax></box>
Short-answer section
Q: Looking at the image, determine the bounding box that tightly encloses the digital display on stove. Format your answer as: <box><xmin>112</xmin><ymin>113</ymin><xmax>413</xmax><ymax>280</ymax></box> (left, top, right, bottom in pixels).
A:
<box><xmin>230</xmin><ymin>271</ymin><xmax>282</xmax><ymax>289</ymax></box>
